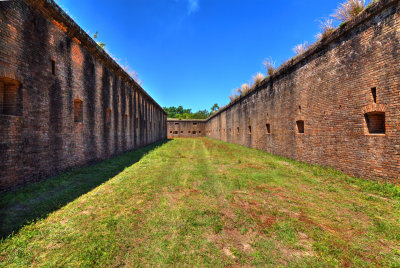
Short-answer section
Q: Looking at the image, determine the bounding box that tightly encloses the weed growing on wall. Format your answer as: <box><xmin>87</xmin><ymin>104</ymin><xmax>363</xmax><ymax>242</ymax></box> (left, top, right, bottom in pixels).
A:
<box><xmin>316</xmin><ymin>19</ymin><xmax>335</xmax><ymax>40</ymax></box>
<box><xmin>293</xmin><ymin>42</ymin><xmax>309</xmax><ymax>55</ymax></box>
<box><xmin>333</xmin><ymin>0</ymin><xmax>366</xmax><ymax>22</ymax></box>
<box><xmin>263</xmin><ymin>57</ymin><xmax>275</xmax><ymax>76</ymax></box>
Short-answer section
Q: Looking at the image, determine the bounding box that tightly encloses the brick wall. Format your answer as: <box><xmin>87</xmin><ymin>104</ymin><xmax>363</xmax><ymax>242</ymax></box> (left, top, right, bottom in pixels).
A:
<box><xmin>0</xmin><ymin>0</ymin><xmax>167</xmax><ymax>189</ymax></box>
<box><xmin>206</xmin><ymin>0</ymin><xmax>400</xmax><ymax>182</ymax></box>
<box><xmin>167</xmin><ymin>119</ymin><xmax>206</xmax><ymax>139</ymax></box>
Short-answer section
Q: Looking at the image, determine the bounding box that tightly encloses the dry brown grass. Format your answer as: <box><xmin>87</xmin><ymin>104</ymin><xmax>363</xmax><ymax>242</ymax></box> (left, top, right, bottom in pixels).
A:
<box><xmin>263</xmin><ymin>57</ymin><xmax>275</xmax><ymax>76</ymax></box>
<box><xmin>241</xmin><ymin>83</ymin><xmax>250</xmax><ymax>94</ymax></box>
<box><xmin>121</xmin><ymin>64</ymin><xmax>142</xmax><ymax>85</ymax></box>
<box><xmin>333</xmin><ymin>0</ymin><xmax>366</xmax><ymax>23</ymax></box>
<box><xmin>316</xmin><ymin>18</ymin><xmax>335</xmax><ymax>41</ymax></box>
<box><xmin>293</xmin><ymin>42</ymin><xmax>309</xmax><ymax>55</ymax></box>
<box><xmin>229</xmin><ymin>87</ymin><xmax>242</xmax><ymax>102</ymax></box>
<box><xmin>251</xmin><ymin>73</ymin><xmax>265</xmax><ymax>88</ymax></box>
<box><xmin>229</xmin><ymin>93</ymin><xmax>240</xmax><ymax>102</ymax></box>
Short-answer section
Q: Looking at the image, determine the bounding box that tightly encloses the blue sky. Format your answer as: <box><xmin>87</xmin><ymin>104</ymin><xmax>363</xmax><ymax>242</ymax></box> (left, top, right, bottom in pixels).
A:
<box><xmin>57</xmin><ymin>0</ymin><xmax>360</xmax><ymax>112</ymax></box>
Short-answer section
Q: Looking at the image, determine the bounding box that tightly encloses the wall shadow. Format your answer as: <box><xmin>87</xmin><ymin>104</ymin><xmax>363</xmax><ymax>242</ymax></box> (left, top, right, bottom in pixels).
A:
<box><xmin>0</xmin><ymin>140</ymin><xmax>170</xmax><ymax>240</ymax></box>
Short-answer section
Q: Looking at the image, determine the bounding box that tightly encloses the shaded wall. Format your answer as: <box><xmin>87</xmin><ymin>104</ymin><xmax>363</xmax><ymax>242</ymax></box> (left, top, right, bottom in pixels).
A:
<box><xmin>206</xmin><ymin>0</ymin><xmax>400</xmax><ymax>182</ymax></box>
<box><xmin>0</xmin><ymin>0</ymin><xmax>167</xmax><ymax>189</ymax></box>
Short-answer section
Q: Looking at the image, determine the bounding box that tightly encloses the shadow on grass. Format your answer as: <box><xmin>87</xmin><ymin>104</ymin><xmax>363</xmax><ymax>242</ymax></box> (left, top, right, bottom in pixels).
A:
<box><xmin>0</xmin><ymin>140</ymin><xmax>170</xmax><ymax>240</ymax></box>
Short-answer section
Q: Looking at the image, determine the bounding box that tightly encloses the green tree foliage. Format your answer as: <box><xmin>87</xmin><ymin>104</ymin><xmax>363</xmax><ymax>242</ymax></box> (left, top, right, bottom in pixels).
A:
<box><xmin>210</xmin><ymin>103</ymin><xmax>220</xmax><ymax>114</ymax></box>
<box><xmin>163</xmin><ymin>106</ymin><xmax>213</xmax><ymax>119</ymax></box>
<box><xmin>93</xmin><ymin>31</ymin><xmax>106</xmax><ymax>49</ymax></box>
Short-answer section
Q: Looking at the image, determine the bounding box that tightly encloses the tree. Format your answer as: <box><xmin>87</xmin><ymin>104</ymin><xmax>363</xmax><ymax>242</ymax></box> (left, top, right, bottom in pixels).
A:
<box><xmin>163</xmin><ymin>106</ymin><xmax>211</xmax><ymax>119</ymax></box>
<box><xmin>211</xmin><ymin>103</ymin><xmax>219</xmax><ymax>113</ymax></box>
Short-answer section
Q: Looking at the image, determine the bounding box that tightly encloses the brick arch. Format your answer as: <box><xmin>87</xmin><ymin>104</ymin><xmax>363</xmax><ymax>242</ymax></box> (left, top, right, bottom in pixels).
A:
<box><xmin>362</xmin><ymin>103</ymin><xmax>386</xmax><ymax>114</ymax></box>
<box><xmin>0</xmin><ymin>66</ymin><xmax>23</xmax><ymax>83</ymax></box>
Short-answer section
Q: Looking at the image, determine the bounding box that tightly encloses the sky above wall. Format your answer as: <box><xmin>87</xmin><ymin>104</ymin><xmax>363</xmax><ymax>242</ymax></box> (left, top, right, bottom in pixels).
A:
<box><xmin>56</xmin><ymin>0</ymin><xmax>369</xmax><ymax>112</ymax></box>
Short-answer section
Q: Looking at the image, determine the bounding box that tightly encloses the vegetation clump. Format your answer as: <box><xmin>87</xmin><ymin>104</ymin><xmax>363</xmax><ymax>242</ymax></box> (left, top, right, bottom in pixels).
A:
<box><xmin>293</xmin><ymin>42</ymin><xmax>309</xmax><ymax>55</ymax></box>
<box><xmin>333</xmin><ymin>0</ymin><xmax>366</xmax><ymax>23</ymax></box>
<box><xmin>223</xmin><ymin>0</ymin><xmax>371</xmax><ymax>106</ymax></box>
<box><xmin>263</xmin><ymin>57</ymin><xmax>275</xmax><ymax>76</ymax></box>
<box><xmin>316</xmin><ymin>19</ymin><xmax>335</xmax><ymax>40</ymax></box>
<box><xmin>251</xmin><ymin>73</ymin><xmax>265</xmax><ymax>87</ymax></box>
<box><xmin>229</xmin><ymin>90</ymin><xmax>240</xmax><ymax>102</ymax></box>
<box><xmin>93</xmin><ymin>31</ymin><xmax>106</xmax><ymax>49</ymax></box>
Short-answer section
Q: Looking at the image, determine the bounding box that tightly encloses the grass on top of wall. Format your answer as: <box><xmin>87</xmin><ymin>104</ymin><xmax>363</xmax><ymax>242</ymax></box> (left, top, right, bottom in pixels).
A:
<box><xmin>1</xmin><ymin>138</ymin><xmax>400</xmax><ymax>267</ymax></box>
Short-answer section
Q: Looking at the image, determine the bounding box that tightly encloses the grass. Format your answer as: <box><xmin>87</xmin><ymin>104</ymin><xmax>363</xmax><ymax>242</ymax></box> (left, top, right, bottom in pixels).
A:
<box><xmin>1</xmin><ymin>138</ymin><xmax>400</xmax><ymax>266</ymax></box>
<box><xmin>263</xmin><ymin>57</ymin><xmax>275</xmax><ymax>76</ymax></box>
<box><xmin>251</xmin><ymin>73</ymin><xmax>264</xmax><ymax>88</ymax></box>
<box><xmin>293</xmin><ymin>42</ymin><xmax>309</xmax><ymax>55</ymax></box>
<box><xmin>333</xmin><ymin>0</ymin><xmax>366</xmax><ymax>23</ymax></box>
<box><xmin>316</xmin><ymin>18</ymin><xmax>335</xmax><ymax>41</ymax></box>
<box><xmin>0</xmin><ymin>141</ymin><xmax>167</xmax><ymax>239</ymax></box>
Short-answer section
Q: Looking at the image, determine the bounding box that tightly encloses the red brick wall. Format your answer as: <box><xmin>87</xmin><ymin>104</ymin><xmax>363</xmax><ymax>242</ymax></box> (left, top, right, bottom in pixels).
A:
<box><xmin>167</xmin><ymin>120</ymin><xmax>206</xmax><ymax>139</ymax></box>
<box><xmin>0</xmin><ymin>0</ymin><xmax>167</xmax><ymax>189</ymax></box>
<box><xmin>206</xmin><ymin>0</ymin><xmax>400</xmax><ymax>182</ymax></box>
<box><xmin>0</xmin><ymin>81</ymin><xmax>4</xmax><ymax>113</ymax></box>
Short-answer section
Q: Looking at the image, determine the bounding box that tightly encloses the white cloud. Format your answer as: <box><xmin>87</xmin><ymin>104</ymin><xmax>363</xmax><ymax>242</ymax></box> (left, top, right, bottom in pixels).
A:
<box><xmin>187</xmin><ymin>0</ymin><xmax>199</xmax><ymax>15</ymax></box>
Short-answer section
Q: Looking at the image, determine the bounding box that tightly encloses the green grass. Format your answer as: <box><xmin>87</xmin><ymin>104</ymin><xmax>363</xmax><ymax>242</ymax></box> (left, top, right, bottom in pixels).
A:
<box><xmin>1</xmin><ymin>138</ymin><xmax>400</xmax><ymax>267</ymax></box>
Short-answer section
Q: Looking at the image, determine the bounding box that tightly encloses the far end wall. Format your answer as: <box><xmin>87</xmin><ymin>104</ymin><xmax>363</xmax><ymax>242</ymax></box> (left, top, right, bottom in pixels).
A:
<box><xmin>167</xmin><ymin>119</ymin><xmax>206</xmax><ymax>138</ymax></box>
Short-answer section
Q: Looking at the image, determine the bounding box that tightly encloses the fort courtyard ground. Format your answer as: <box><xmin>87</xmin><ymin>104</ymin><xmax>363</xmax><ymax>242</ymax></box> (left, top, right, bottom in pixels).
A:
<box><xmin>1</xmin><ymin>138</ymin><xmax>399</xmax><ymax>266</ymax></box>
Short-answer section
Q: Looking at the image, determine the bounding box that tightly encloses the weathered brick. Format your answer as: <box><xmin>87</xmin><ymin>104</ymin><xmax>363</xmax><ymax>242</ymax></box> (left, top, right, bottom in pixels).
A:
<box><xmin>206</xmin><ymin>0</ymin><xmax>400</xmax><ymax>182</ymax></box>
<box><xmin>167</xmin><ymin>119</ymin><xmax>206</xmax><ymax>138</ymax></box>
<box><xmin>0</xmin><ymin>0</ymin><xmax>167</xmax><ymax>190</ymax></box>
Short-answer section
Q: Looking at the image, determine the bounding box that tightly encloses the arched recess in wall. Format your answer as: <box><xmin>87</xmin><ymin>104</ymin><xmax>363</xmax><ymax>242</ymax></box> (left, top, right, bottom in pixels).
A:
<box><xmin>0</xmin><ymin>77</ymin><xmax>22</xmax><ymax>116</ymax></box>
<box><xmin>362</xmin><ymin>97</ymin><xmax>386</xmax><ymax>135</ymax></box>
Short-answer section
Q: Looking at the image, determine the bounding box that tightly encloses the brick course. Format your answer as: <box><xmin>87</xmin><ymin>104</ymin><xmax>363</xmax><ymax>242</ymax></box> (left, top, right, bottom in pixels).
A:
<box><xmin>0</xmin><ymin>0</ymin><xmax>167</xmax><ymax>189</ymax></box>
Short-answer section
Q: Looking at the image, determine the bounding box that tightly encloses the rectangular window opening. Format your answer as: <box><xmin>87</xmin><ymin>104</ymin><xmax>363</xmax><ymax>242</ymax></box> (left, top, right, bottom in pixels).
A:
<box><xmin>296</xmin><ymin>120</ymin><xmax>304</xmax><ymax>134</ymax></box>
<box><xmin>74</xmin><ymin>99</ymin><xmax>83</xmax><ymax>123</ymax></box>
<box><xmin>266</xmin><ymin>123</ymin><xmax>271</xmax><ymax>134</ymax></box>
<box><xmin>248</xmin><ymin>126</ymin><xmax>252</xmax><ymax>134</ymax></box>
<box><xmin>51</xmin><ymin>60</ymin><xmax>56</xmax><ymax>75</ymax></box>
<box><xmin>0</xmin><ymin>82</ymin><xmax>3</xmax><ymax>113</ymax></box>
<box><xmin>106</xmin><ymin>109</ymin><xmax>111</xmax><ymax>127</ymax></box>
<box><xmin>365</xmin><ymin>112</ymin><xmax>385</xmax><ymax>134</ymax></box>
